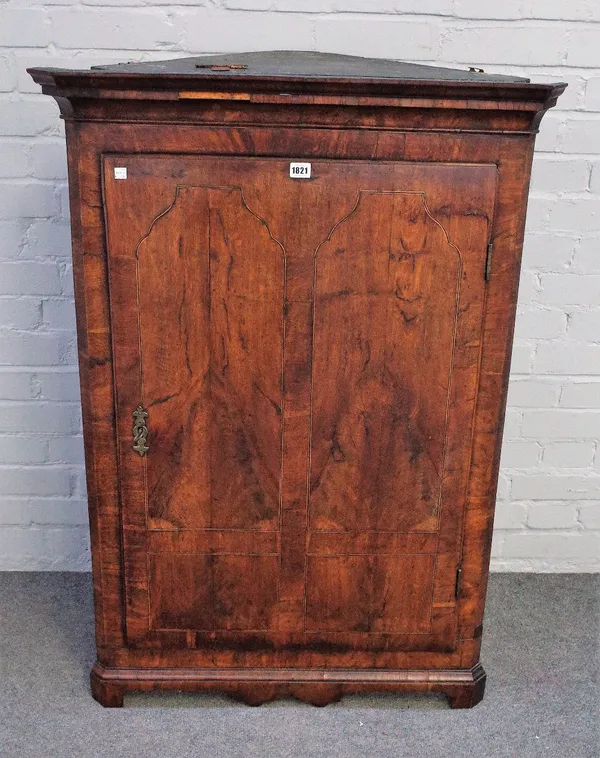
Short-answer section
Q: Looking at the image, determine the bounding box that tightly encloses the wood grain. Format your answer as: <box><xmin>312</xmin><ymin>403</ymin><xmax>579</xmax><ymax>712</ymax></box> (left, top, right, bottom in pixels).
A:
<box><xmin>309</xmin><ymin>190</ymin><xmax>462</xmax><ymax>533</ymax></box>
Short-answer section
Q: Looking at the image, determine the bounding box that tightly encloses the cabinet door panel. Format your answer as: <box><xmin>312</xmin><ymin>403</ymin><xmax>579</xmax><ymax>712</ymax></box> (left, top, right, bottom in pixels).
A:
<box><xmin>103</xmin><ymin>154</ymin><xmax>496</xmax><ymax>656</ymax></box>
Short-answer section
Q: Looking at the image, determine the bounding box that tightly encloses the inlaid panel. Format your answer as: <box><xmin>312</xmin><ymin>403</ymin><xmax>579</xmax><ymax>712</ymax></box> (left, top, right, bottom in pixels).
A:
<box><xmin>136</xmin><ymin>187</ymin><xmax>211</xmax><ymax>530</ymax></box>
<box><xmin>309</xmin><ymin>191</ymin><xmax>461</xmax><ymax>532</ymax></box>
<box><xmin>130</xmin><ymin>185</ymin><xmax>284</xmax><ymax>531</ymax></box>
<box><xmin>305</xmin><ymin>555</ymin><xmax>435</xmax><ymax>633</ymax></box>
<box><xmin>205</xmin><ymin>187</ymin><xmax>284</xmax><ymax>530</ymax></box>
<box><xmin>150</xmin><ymin>553</ymin><xmax>279</xmax><ymax>631</ymax></box>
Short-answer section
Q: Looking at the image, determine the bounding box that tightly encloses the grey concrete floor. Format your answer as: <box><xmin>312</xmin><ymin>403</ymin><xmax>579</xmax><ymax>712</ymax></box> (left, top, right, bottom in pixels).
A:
<box><xmin>0</xmin><ymin>573</ymin><xmax>598</xmax><ymax>758</ymax></box>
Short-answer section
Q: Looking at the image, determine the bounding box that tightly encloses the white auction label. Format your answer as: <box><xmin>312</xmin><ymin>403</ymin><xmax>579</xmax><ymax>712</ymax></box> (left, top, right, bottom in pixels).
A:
<box><xmin>289</xmin><ymin>162</ymin><xmax>311</xmax><ymax>179</ymax></box>
<box><xmin>114</xmin><ymin>167</ymin><xmax>128</xmax><ymax>180</ymax></box>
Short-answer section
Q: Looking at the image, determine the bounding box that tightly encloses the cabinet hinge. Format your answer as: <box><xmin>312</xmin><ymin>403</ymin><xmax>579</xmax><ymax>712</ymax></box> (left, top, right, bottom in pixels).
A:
<box><xmin>485</xmin><ymin>242</ymin><xmax>493</xmax><ymax>282</ymax></box>
<box><xmin>455</xmin><ymin>565</ymin><xmax>462</xmax><ymax>600</ymax></box>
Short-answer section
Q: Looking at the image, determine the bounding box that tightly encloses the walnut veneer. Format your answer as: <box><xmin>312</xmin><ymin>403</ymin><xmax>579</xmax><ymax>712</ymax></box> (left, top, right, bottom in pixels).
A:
<box><xmin>29</xmin><ymin>51</ymin><xmax>565</xmax><ymax>708</ymax></box>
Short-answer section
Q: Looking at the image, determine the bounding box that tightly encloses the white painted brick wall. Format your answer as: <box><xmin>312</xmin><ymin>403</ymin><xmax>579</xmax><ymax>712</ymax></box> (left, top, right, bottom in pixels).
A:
<box><xmin>0</xmin><ymin>0</ymin><xmax>598</xmax><ymax>572</ymax></box>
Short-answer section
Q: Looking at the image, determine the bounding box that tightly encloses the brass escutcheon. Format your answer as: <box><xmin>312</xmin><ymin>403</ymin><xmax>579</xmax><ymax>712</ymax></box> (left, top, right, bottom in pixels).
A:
<box><xmin>132</xmin><ymin>405</ymin><xmax>149</xmax><ymax>456</ymax></box>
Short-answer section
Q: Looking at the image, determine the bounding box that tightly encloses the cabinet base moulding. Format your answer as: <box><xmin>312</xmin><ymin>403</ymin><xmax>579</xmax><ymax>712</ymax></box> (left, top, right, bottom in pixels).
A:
<box><xmin>90</xmin><ymin>661</ymin><xmax>486</xmax><ymax>709</ymax></box>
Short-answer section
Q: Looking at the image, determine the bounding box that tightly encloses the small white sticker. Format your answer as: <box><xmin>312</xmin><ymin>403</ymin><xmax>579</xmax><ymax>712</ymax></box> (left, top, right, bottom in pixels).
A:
<box><xmin>289</xmin><ymin>162</ymin><xmax>311</xmax><ymax>179</ymax></box>
<box><xmin>114</xmin><ymin>167</ymin><xmax>127</xmax><ymax>180</ymax></box>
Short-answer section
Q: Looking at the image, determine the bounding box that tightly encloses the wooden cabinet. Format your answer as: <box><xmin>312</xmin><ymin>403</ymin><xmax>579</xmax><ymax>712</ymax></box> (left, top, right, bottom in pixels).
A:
<box><xmin>29</xmin><ymin>51</ymin><xmax>565</xmax><ymax>708</ymax></box>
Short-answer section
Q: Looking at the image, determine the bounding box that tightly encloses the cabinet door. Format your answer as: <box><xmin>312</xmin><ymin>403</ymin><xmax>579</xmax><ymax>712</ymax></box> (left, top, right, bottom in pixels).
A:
<box><xmin>103</xmin><ymin>155</ymin><xmax>496</xmax><ymax>655</ymax></box>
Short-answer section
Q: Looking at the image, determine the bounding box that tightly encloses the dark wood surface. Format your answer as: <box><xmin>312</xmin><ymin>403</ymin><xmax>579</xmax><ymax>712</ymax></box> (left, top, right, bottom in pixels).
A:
<box><xmin>103</xmin><ymin>155</ymin><xmax>496</xmax><ymax>651</ymax></box>
<box><xmin>28</xmin><ymin>50</ymin><xmax>565</xmax><ymax>103</ymax></box>
<box><xmin>29</xmin><ymin>52</ymin><xmax>564</xmax><ymax>708</ymax></box>
<box><xmin>89</xmin><ymin>50</ymin><xmax>528</xmax><ymax>82</ymax></box>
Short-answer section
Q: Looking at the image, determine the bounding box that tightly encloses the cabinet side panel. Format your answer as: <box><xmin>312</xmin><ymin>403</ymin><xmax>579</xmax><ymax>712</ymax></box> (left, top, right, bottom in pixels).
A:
<box><xmin>458</xmin><ymin>136</ymin><xmax>536</xmax><ymax>655</ymax></box>
<box><xmin>67</xmin><ymin>122</ymin><xmax>125</xmax><ymax>649</ymax></box>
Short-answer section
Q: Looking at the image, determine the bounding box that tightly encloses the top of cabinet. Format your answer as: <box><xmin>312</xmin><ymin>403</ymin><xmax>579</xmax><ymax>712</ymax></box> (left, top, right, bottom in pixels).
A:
<box><xmin>90</xmin><ymin>50</ymin><xmax>527</xmax><ymax>83</ymax></box>
<box><xmin>29</xmin><ymin>50</ymin><xmax>565</xmax><ymax>104</ymax></box>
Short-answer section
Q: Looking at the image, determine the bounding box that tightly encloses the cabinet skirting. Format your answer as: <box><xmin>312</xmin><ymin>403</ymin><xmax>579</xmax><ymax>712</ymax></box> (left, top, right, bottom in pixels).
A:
<box><xmin>90</xmin><ymin>661</ymin><xmax>486</xmax><ymax>709</ymax></box>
